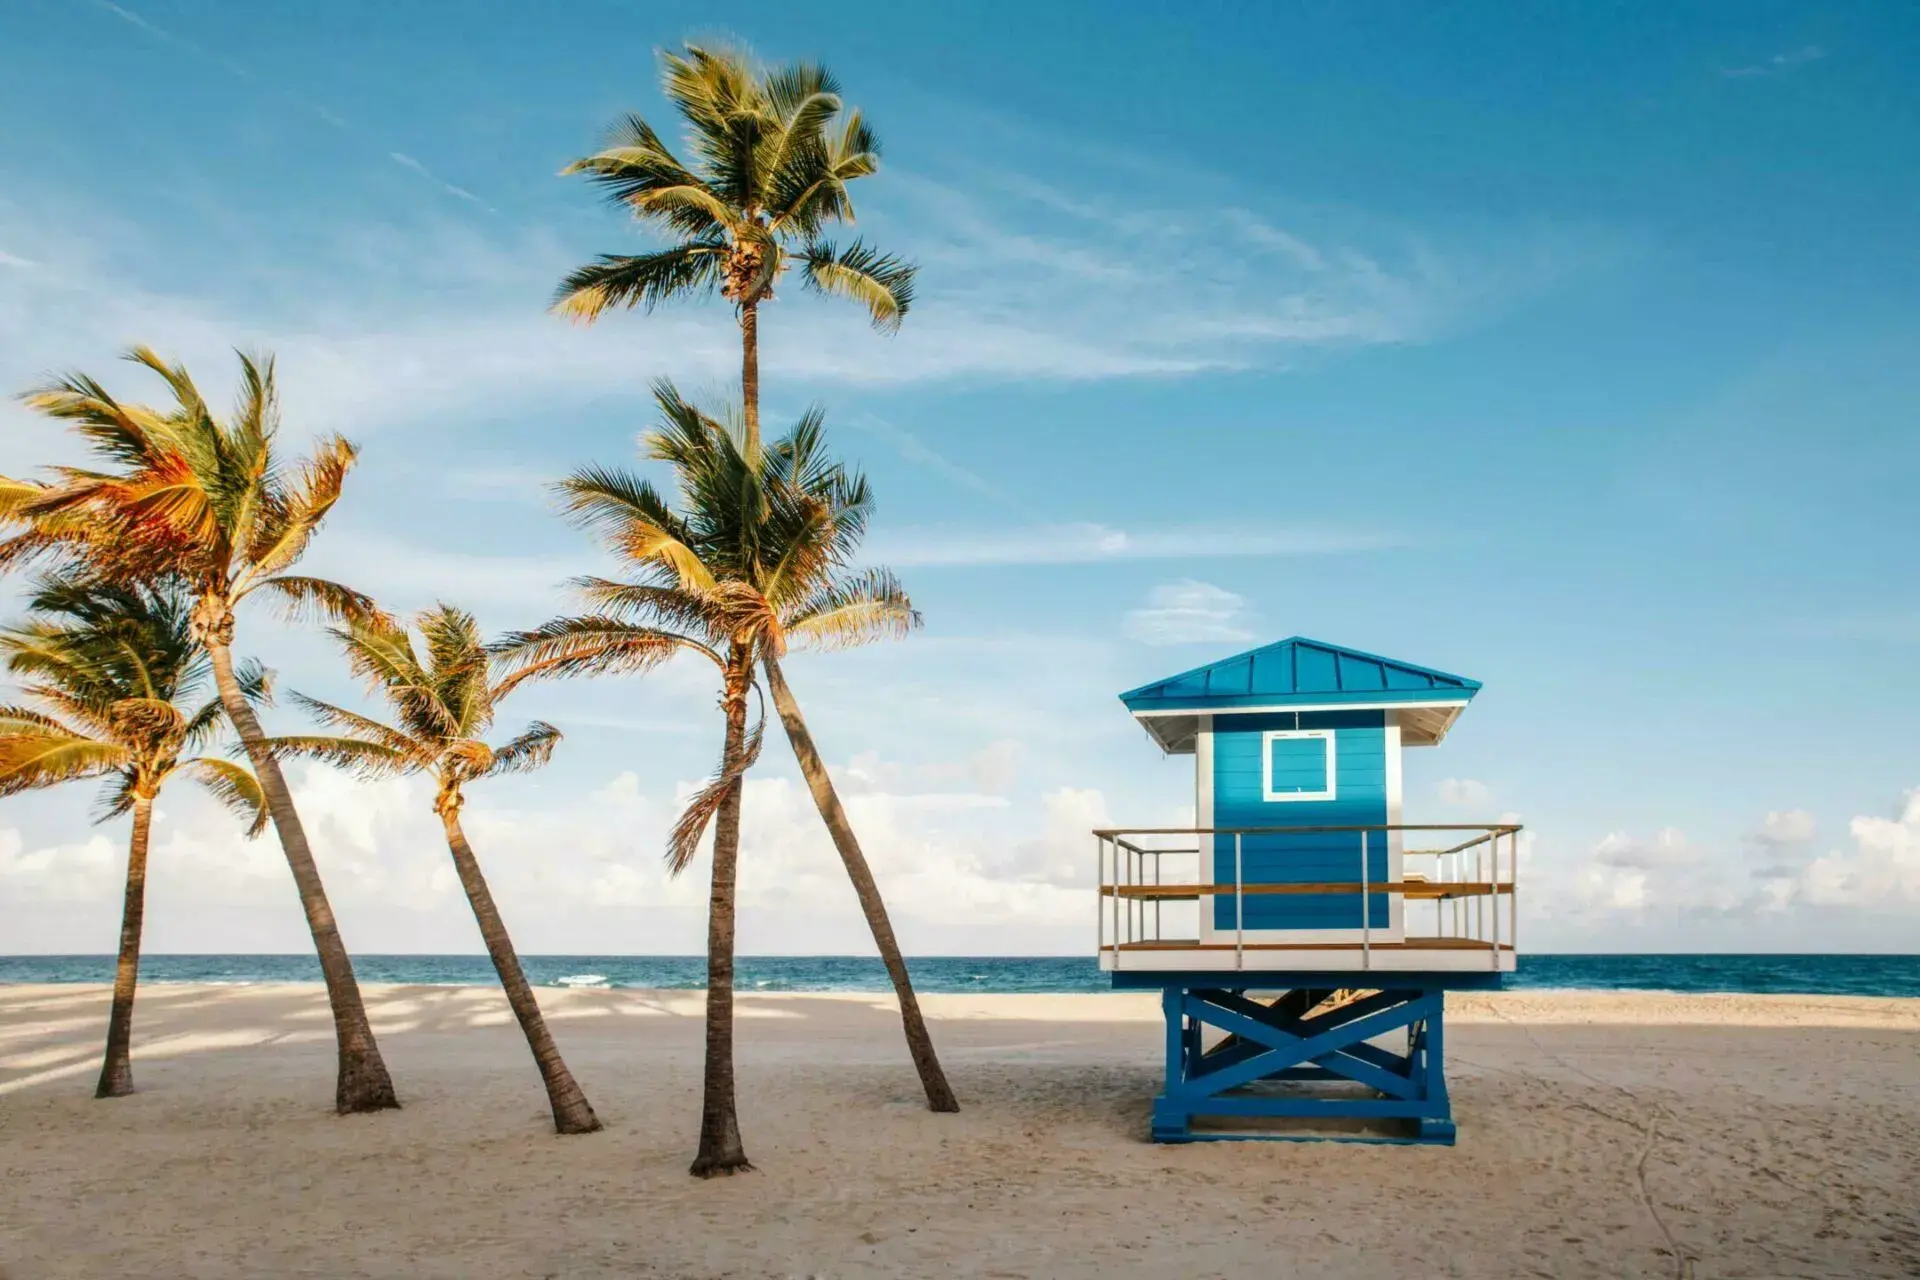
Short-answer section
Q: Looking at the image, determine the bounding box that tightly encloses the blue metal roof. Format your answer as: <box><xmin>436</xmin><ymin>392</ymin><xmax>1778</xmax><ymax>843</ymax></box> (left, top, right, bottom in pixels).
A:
<box><xmin>1120</xmin><ymin>637</ymin><xmax>1481</xmax><ymax>713</ymax></box>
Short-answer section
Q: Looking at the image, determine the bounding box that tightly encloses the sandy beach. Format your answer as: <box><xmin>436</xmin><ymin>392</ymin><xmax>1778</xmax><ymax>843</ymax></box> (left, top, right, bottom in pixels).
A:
<box><xmin>1</xmin><ymin>984</ymin><xmax>1916</xmax><ymax>1279</ymax></box>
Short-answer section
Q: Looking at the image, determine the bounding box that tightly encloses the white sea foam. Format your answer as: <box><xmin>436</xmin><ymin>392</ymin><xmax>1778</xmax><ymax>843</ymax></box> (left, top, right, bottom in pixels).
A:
<box><xmin>554</xmin><ymin>974</ymin><xmax>609</xmax><ymax>988</ymax></box>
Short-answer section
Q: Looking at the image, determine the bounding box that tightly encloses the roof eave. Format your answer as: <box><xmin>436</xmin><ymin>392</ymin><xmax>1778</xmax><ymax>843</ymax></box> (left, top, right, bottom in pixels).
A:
<box><xmin>1122</xmin><ymin>687</ymin><xmax>1478</xmax><ymax>715</ymax></box>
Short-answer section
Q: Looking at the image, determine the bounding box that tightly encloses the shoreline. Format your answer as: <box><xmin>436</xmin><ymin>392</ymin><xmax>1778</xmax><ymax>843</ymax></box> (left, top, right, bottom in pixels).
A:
<box><xmin>4</xmin><ymin>950</ymin><xmax>1918</xmax><ymax>1002</ymax></box>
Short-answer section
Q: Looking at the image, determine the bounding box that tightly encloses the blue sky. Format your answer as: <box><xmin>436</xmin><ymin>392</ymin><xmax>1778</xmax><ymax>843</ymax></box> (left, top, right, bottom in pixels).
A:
<box><xmin>2</xmin><ymin>0</ymin><xmax>1916</xmax><ymax>955</ymax></box>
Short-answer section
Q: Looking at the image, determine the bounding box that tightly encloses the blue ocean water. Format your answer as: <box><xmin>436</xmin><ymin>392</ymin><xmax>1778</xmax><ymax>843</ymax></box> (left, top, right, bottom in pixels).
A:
<box><xmin>1</xmin><ymin>953</ymin><xmax>1916</xmax><ymax>997</ymax></box>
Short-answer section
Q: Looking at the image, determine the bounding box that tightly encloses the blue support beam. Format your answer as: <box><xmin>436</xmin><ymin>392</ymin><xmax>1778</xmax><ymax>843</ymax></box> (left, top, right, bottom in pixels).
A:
<box><xmin>1148</xmin><ymin>984</ymin><xmax>1458</xmax><ymax>1145</ymax></box>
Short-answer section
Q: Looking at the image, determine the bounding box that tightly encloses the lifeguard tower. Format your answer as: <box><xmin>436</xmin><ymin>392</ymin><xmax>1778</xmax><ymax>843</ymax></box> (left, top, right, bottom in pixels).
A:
<box><xmin>1096</xmin><ymin>637</ymin><xmax>1520</xmax><ymax>1144</ymax></box>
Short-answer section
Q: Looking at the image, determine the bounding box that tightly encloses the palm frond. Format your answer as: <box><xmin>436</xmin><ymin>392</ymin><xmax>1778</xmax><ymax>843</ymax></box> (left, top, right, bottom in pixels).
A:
<box><xmin>309</xmin><ymin>613</ymin><xmax>456</xmax><ymax>739</ymax></box>
<box><xmin>553</xmin><ymin>462</ymin><xmax>717</xmax><ymax>591</ymax></box>
<box><xmin>780</xmin><ymin>568</ymin><xmax>920</xmax><ymax>652</ymax></box>
<box><xmin>415</xmin><ymin>604</ymin><xmax>492</xmax><ymax>738</ymax></box>
<box><xmin>16</xmin><ymin>372</ymin><xmax>169</xmax><ymax>469</ymax></box>
<box><xmin>0</xmin><ymin>732</ymin><xmax>128</xmax><ymax>796</ymax></box>
<box><xmin>562</xmin><ymin>111</ymin><xmax>731</xmax><ymax>236</ymax></box>
<box><xmin>482</xmin><ymin>721</ymin><xmax>561</xmax><ymax>777</ymax></box>
<box><xmin>665</xmin><ymin>707</ymin><xmax>765</xmax><ymax>876</ymax></box>
<box><xmin>489</xmin><ymin>616</ymin><xmax>711</xmax><ymax>692</ymax></box>
<box><xmin>570</xmin><ymin>577</ymin><xmax>728</xmax><ymax>637</ymax></box>
<box><xmin>550</xmin><ymin>242</ymin><xmax>727</xmax><ymax>323</ymax></box>
<box><xmin>255</xmin><ymin>733</ymin><xmax>413</xmax><ymax>781</ymax></box>
<box><xmin>249</xmin><ymin>575</ymin><xmax>388</xmax><ymax>626</ymax></box>
<box><xmin>241</xmin><ymin>434</ymin><xmax>356</xmax><ymax>579</ymax></box>
<box><xmin>13</xmin><ymin>350</ymin><xmax>373</xmax><ymax>652</ymax></box>
<box><xmin>798</xmin><ymin>239</ymin><xmax>916</xmax><ymax>330</ymax></box>
<box><xmin>287</xmin><ymin>692</ymin><xmax>427</xmax><ymax>760</ymax></box>
<box><xmin>0</xmin><ymin>704</ymin><xmax>82</xmax><ymax>736</ymax></box>
<box><xmin>181</xmin><ymin>756</ymin><xmax>271</xmax><ymax>837</ymax></box>
<box><xmin>92</xmin><ymin>770</ymin><xmax>140</xmax><ymax>825</ymax></box>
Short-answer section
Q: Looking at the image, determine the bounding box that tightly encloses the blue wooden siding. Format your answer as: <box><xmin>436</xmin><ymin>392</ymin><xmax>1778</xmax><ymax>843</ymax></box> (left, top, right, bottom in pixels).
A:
<box><xmin>1212</xmin><ymin>711</ymin><xmax>1390</xmax><ymax>930</ymax></box>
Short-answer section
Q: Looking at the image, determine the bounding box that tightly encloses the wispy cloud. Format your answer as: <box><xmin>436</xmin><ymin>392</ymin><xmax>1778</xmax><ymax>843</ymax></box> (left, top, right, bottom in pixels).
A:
<box><xmin>885</xmin><ymin>168</ymin><xmax>1613</xmax><ymax>378</ymax></box>
<box><xmin>1722</xmin><ymin>45</ymin><xmax>1827</xmax><ymax>78</ymax></box>
<box><xmin>844</xmin><ymin>412</ymin><xmax>1028</xmax><ymax>511</ymax></box>
<box><xmin>0</xmin><ymin>115</ymin><xmax>1617</xmax><ymax>451</ymax></box>
<box><xmin>0</xmin><ymin>250</ymin><xmax>34</xmax><ymax>269</ymax></box>
<box><xmin>92</xmin><ymin>2</ymin><xmax>491</xmax><ymax>204</ymax></box>
<box><xmin>1123</xmin><ymin>580</ymin><xmax>1255</xmax><ymax>645</ymax></box>
<box><xmin>869</xmin><ymin>521</ymin><xmax>1398</xmax><ymax>568</ymax></box>
<box><xmin>389</xmin><ymin>153</ymin><xmax>494</xmax><ymax>212</ymax></box>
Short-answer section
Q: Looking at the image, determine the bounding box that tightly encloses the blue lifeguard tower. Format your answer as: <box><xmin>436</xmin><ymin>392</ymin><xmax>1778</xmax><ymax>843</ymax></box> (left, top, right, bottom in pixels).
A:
<box><xmin>1096</xmin><ymin>637</ymin><xmax>1520</xmax><ymax>1144</ymax></box>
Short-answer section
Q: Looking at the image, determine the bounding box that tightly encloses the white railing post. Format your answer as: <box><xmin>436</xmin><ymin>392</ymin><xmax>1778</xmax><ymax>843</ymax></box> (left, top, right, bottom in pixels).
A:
<box><xmin>1489</xmin><ymin>827</ymin><xmax>1500</xmax><ymax>971</ymax></box>
<box><xmin>1234</xmin><ymin>831</ymin><xmax>1245</xmax><ymax>971</ymax></box>
<box><xmin>1510</xmin><ymin>829</ymin><xmax>1520</xmax><ymax>962</ymax></box>
<box><xmin>1096</xmin><ymin>835</ymin><xmax>1106</xmax><ymax>960</ymax></box>
<box><xmin>1360</xmin><ymin>829</ymin><xmax>1372</xmax><ymax>970</ymax></box>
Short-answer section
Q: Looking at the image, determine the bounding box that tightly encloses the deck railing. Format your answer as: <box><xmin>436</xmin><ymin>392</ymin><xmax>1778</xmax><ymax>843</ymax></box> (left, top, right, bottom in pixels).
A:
<box><xmin>1092</xmin><ymin>824</ymin><xmax>1523</xmax><ymax>971</ymax></box>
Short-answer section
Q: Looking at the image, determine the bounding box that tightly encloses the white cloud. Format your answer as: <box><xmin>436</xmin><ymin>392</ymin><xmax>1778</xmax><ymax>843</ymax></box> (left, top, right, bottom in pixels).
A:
<box><xmin>1746</xmin><ymin>807</ymin><xmax>1817</xmax><ymax>879</ymax></box>
<box><xmin>1436</xmin><ymin>777</ymin><xmax>1493</xmax><ymax>808</ymax></box>
<box><xmin>1123</xmin><ymin>580</ymin><xmax>1254</xmax><ymax>646</ymax></box>
<box><xmin>0</xmin><ymin>743</ymin><xmax>1127</xmax><ymax>954</ymax></box>
<box><xmin>967</xmin><ymin>740</ymin><xmax>1023</xmax><ymax>796</ymax></box>
<box><xmin>1752</xmin><ymin>808</ymin><xmax>1816</xmax><ymax>847</ymax></box>
<box><xmin>1797</xmin><ymin>791</ymin><xmax>1920</xmax><ymax>907</ymax></box>
<box><xmin>1591</xmin><ymin>827</ymin><xmax>1697</xmax><ymax>870</ymax></box>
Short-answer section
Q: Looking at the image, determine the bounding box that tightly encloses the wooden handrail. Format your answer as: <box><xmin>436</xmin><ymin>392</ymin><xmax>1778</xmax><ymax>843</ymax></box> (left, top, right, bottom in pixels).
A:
<box><xmin>1103</xmin><ymin>881</ymin><xmax>1510</xmax><ymax>900</ymax></box>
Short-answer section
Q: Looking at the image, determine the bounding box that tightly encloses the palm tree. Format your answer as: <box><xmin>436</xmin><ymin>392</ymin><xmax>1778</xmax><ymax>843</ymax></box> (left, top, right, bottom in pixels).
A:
<box><xmin>556</xmin><ymin>42</ymin><xmax>916</xmax><ymax>453</ymax></box>
<box><xmin>0</xmin><ymin>573</ymin><xmax>267</xmax><ymax>1098</ymax></box>
<box><xmin>2</xmin><ymin>347</ymin><xmax>400</xmax><ymax>1114</ymax></box>
<box><xmin>499</xmin><ymin>382</ymin><xmax>956</xmax><ymax>1173</ymax></box>
<box><xmin>262</xmin><ymin>605</ymin><xmax>603</xmax><ymax>1135</ymax></box>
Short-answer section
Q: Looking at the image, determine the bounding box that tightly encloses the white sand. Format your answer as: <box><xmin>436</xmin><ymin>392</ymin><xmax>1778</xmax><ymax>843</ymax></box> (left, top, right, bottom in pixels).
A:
<box><xmin>2</xmin><ymin>983</ymin><xmax>1916</xmax><ymax>1279</ymax></box>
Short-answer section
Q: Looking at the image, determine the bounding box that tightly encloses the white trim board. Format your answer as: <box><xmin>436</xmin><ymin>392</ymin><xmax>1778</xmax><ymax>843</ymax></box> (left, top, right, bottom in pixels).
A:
<box><xmin>1133</xmin><ymin>700</ymin><xmax>1469</xmax><ymax>718</ymax></box>
<box><xmin>1261</xmin><ymin>729</ymin><xmax>1337</xmax><ymax>802</ymax></box>
<box><xmin>1385</xmin><ymin>711</ymin><xmax>1405</xmax><ymax>938</ymax></box>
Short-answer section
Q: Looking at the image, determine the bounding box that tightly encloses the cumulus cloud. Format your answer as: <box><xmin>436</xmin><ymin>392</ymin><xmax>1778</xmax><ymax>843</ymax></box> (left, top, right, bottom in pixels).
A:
<box><xmin>0</xmin><ymin>748</ymin><xmax>1122</xmax><ymax>955</ymax></box>
<box><xmin>1752</xmin><ymin>808</ymin><xmax>1816</xmax><ymax>847</ymax></box>
<box><xmin>1796</xmin><ymin>791</ymin><xmax>1920</xmax><ymax>907</ymax></box>
<box><xmin>1591</xmin><ymin>827</ymin><xmax>1697</xmax><ymax>870</ymax></box>
<box><xmin>1123</xmin><ymin>580</ymin><xmax>1255</xmax><ymax>646</ymax></box>
<box><xmin>1747</xmin><ymin>807</ymin><xmax>1817</xmax><ymax>878</ymax></box>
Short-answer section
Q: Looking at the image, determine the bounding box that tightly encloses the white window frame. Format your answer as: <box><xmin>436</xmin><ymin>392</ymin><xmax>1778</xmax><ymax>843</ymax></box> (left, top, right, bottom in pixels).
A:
<box><xmin>1261</xmin><ymin>729</ymin><xmax>1336</xmax><ymax>803</ymax></box>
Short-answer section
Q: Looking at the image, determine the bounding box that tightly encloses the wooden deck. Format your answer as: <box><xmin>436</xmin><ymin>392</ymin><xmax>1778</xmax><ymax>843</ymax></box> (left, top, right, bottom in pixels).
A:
<box><xmin>1099</xmin><ymin>936</ymin><xmax>1517</xmax><ymax>974</ymax></box>
<box><xmin>1115</xmin><ymin>937</ymin><xmax>1509</xmax><ymax>952</ymax></box>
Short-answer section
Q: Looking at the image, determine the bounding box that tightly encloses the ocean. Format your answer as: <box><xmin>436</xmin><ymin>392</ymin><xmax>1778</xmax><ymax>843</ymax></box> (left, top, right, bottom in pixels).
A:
<box><xmin>1</xmin><ymin>953</ymin><xmax>1917</xmax><ymax>997</ymax></box>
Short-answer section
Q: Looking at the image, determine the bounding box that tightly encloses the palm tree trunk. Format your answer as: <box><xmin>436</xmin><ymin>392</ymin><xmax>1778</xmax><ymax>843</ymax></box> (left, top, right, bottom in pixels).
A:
<box><xmin>762</xmin><ymin>653</ymin><xmax>959</xmax><ymax>1112</ymax></box>
<box><xmin>95</xmin><ymin>794</ymin><xmax>152</xmax><ymax>1099</ymax></box>
<box><xmin>691</xmin><ymin>646</ymin><xmax>753</xmax><ymax>1176</ymax></box>
<box><xmin>205</xmin><ymin>633</ymin><xmax>398</xmax><ymax>1115</ymax></box>
<box><xmin>438</xmin><ymin>804</ymin><xmax>602</xmax><ymax>1135</ymax></box>
<box><xmin>739</xmin><ymin>300</ymin><xmax>760</xmax><ymax>455</ymax></box>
